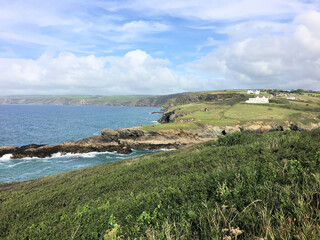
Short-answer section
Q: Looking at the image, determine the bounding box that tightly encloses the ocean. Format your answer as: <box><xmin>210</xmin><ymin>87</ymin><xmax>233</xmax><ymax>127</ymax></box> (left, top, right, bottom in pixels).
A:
<box><xmin>0</xmin><ymin>104</ymin><xmax>161</xmax><ymax>182</ymax></box>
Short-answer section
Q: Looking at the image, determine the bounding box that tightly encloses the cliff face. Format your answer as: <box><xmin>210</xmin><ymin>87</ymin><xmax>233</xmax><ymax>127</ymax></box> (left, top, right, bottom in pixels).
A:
<box><xmin>157</xmin><ymin>109</ymin><xmax>188</xmax><ymax>123</ymax></box>
<box><xmin>100</xmin><ymin>127</ymin><xmax>201</xmax><ymax>149</ymax></box>
<box><xmin>2</xmin><ymin>121</ymin><xmax>316</xmax><ymax>159</ymax></box>
<box><xmin>0</xmin><ymin>127</ymin><xmax>202</xmax><ymax>159</ymax></box>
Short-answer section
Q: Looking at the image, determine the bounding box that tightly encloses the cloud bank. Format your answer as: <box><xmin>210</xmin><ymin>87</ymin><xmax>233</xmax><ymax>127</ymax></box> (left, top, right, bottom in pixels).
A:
<box><xmin>0</xmin><ymin>1</ymin><xmax>319</xmax><ymax>94</ymax></box>
<box><xmin>0</xmin><ymin>50</ymin><xmax>205</xmax><ymax>95</ymax></box>
<box><xmin>189</xmin><ymin>11</ymin><xmax>320</xmax><ymax>90</ymax></box>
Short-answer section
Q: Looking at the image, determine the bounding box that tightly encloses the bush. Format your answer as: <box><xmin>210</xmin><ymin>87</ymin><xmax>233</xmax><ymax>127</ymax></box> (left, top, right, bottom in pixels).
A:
<box><xmin>217</xmin><ymin>131</ymin><xmax>259</xmax><ymax>146</ymax></box>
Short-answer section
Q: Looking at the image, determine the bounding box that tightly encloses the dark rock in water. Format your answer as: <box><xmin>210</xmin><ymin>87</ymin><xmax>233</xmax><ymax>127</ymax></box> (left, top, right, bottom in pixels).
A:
<box><xmin>117</xmin><ymin>147</ymin><xmax>132</xmax><ymax>154</ymax></box>
<box><xmin>19</xmin><ymin>144</ymin><xmax>47</xmax><ymax>150</ymax></box>
<box><xmin>1</xmin><ymin>126</ymin><xmax>194</xmax><ymax>159</ymax></box>
<box><xmin>0</xmin><ymin>146</ymin><xmax>17</xmax><ymax>157</ymax></box>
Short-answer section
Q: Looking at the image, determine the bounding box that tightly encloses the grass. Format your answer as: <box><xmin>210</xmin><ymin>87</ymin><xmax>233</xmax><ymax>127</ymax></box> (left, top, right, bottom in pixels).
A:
<box><xmin>191</xmin><ymin>103</ymin><xmax>310</xmax><ymax>126</ymax></box>
<box><xmin>144</xmin><ymin>100</ymin><xmax>320</xmax><ymax>130</ymax></box>
<box><xmin>143</xmin><ymin>122</ymin><xmax>200</xmax><ymax>131</ymax></box>
<box><xmin>1</xmin><ymin>90</ymin><xmax>320</xmax><ymax>239</ymax></box>
<box><xmin>1</xmin><ymin>130</ymin><xmax>320</xmax><ymax>239</ymax></box>
<box><xmin>149</xmin><ymin>91</ymin><xmax>320</xmax><ymax>131</ymax></box>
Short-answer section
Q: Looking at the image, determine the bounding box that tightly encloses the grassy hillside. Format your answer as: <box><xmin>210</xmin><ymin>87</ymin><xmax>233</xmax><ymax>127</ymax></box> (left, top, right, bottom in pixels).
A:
<box><xmin>1</xmin><ymin>130</ymin><xmax>319</xmax><ymax>239</ymax></box>
<box><xmin>143</xmin><ymin>90</ymin><xmax>320</xmax><ymax>131</ymax></box>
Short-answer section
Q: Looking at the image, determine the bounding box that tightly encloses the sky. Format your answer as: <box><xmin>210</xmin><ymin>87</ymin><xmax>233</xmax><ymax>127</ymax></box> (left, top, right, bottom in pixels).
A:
<box><xmin>0</xmin><ymin>0</ymin><xmax>320</xmax><ymax>95</ymax></box>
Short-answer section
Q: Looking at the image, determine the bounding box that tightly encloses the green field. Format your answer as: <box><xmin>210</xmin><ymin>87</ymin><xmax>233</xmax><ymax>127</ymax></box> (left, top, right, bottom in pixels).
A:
<box><xmin>1</xmin><ymin>130</ymin><xmax>319</xmax><ymax>239</ymax></box>
<box><xmin>143</xmin><ymin>91</ymin><xmax>320</xmax><ymax>131</ymax></box>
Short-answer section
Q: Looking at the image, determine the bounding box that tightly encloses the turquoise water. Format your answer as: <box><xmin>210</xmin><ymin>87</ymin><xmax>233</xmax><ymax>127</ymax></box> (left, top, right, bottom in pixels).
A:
<box><xmin>0</xmin><ymin>105</ymin><xmax>161</xmax><ymax>182</ymax></box>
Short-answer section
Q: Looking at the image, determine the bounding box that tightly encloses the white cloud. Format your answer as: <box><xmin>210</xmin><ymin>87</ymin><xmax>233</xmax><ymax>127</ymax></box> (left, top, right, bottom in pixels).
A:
<box><xmin>95</xmin><ymin>20</ymin><xmax>170</xmax><ymax>43</ymax></box>
<box><xmin>197</xmin><ymin>37</ymin><xmax>221</xmax><ymax>51</ymax></box>
<box><xmin>108</xmin><ymin>0</ymin><xmax>319</xmax><ymax>21</ymax></box>
<box><xmin>0</xmin><ymin>1</ymin><xmax>170</xmax><ymax>55</ymax></box>
<box><xmin>0</xmin><ymin>50</ymin><xmax>203</xmax><ymax>95</ymax></box>
<box><xmin>0</xmin><ymin>1</ymin><xmax>82</xmax><ymax>28</ymax></box>
<box><xmin>1</xmin><ymin>1</ymin><xmax>319</xmax><ymax>93</ymax></box>
<box><xmin>188</xmin><ymin>11</ymin><xmax>320</xmax><ymax>90</ymax></box>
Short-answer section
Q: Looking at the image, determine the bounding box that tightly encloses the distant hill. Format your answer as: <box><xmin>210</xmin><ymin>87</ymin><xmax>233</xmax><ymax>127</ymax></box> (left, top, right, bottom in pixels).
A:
<box><xmin>0</xmin><ymin>93</ymin><xmax>189</xmax><ymax>107</ymax></box>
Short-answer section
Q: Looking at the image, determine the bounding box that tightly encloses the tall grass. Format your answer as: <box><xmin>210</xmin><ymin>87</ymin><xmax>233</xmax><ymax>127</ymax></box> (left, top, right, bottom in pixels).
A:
<box><xmin>1</xmin><ymin>130</ymin><xmax>320</xmax><ymax>239</ymax></box>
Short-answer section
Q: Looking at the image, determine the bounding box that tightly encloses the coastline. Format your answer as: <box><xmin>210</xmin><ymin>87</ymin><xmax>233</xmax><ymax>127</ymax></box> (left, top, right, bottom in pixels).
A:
<box><xmin>0</xmin><ymin>120</ymin><xmax>315</xmax><ymax>160</ymax></box>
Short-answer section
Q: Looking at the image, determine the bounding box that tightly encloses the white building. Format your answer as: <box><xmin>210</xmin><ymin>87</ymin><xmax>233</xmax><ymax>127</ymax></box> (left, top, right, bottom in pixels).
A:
<box><xmin>247</xmin><ymin>90</ymin><xmax>260</xmax><ymax>94</ymax></box>
<box><xmin>245</xmin><ymin>96</ymin><xmax>269</xmax><ymax>104</ymax></box>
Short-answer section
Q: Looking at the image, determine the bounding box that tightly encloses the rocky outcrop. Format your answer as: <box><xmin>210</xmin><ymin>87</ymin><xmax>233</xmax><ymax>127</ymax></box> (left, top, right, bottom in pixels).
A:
<box><xmin>101</xmin><ymin>127</ymin><xmax>201</xmax><ymax>150</ymax></box>
<box><xmin>1</xmin><ymin>119</ymin><xmax>318</xmax><ymax>160</ymax></box>
<box><xmin>157</xmin><ymin>110</ymin><xmax>187</xmax><ymax>123</ymax></box>
<box><xmin>0</xmin><ymin>136</ymin><xmax>132</xmax><ymax>159</ymax></box>
<box><xmin>0</xmin><ymin>127</ymin><xmax>201</xmax><ymax>159</ymax></box>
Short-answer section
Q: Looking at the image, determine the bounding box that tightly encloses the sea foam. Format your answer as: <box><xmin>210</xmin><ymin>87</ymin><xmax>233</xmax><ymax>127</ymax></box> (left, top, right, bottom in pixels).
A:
<box><xmin>50</xmin><ymin>151</ymin><xmax>117</xmax><ymax>159</ymax></box>
<box><xmin>0</xmin><ymin>154</ymin><xmax>13</xmax><ymax>161</ymax></box>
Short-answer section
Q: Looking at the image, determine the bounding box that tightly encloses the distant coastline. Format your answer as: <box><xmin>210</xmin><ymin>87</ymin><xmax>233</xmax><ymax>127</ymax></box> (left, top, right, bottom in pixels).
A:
<box><xmin>0</xmin><ymin>93</ymin><xmax>188</xmax><ymax>108</ymax></box>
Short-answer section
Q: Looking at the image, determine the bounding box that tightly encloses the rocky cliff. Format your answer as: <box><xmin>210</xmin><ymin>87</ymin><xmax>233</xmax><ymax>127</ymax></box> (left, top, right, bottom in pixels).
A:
<box><xmin>0</xmin><ymin>127</ymin><xmax>202</xmax><ymax>159</ymax></box>
<box><xmin>1</xmin><ymin>120</ymin><xmax>316</xmax><ymax>159</ymax></box>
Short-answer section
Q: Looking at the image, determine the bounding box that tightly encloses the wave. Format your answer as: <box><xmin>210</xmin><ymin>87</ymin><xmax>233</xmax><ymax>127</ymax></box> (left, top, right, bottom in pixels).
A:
<box><xmin>159</xmin><ymin>148</ymin><xmax>175</xmax><ymax>151</ymax></box>
<box><xmin>0</xmin><ymin>154</ymin><xmax>13</xmax><ymax>162</ymax></box>
<box><xmin>1</xmin><ymin>148</ymin><xmax>170</xmax><ymax>162</ymax></box>
<box><xmin>0</xmin><ymin>151</ymin><xmax>122</xmax><ymax>162</ymax></box>
<box><xmin>50</xmin><ymin>151</ymin><xmax>116</xmax><ymax>159</ymax></box>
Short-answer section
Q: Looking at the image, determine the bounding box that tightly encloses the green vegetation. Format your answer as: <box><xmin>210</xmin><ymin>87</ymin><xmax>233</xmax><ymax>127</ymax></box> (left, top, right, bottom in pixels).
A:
<box><xmin>176</xmin><ymin>103</ymin><xmax>311</xmax><ymax>126</ymax></box>
<box><xmin>143</xmin><ymin>103</ymin><xmax>319</xmax><ymax>131</ymax></box>
<box><xmin>1</xmin><ymin>90</ymin><xmax>320</xmax><ymax>239</ymax></box>
<box><xmin>143</xmin><ymin>91</ymin><xmax>320</xmax><ymax>130</ymax></box>
<box><xmin>1</xmin><ymin>130</ymin><xmax>320</xmax><ymax>239</ymax></box>
<box><xmin>143</xmin><ymin>121</ymin><xmax>201</xmax><ymax>131</ymax></box>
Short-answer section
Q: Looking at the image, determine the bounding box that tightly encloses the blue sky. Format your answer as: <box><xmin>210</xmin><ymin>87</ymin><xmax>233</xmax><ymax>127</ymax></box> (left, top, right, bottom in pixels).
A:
<box><xmin>0</xmin><ymin>0</ymin><xmax>320</xmax><ymax>95</ymax></box>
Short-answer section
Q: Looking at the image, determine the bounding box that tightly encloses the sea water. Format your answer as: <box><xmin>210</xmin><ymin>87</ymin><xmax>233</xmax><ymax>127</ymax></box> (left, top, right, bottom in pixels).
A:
<box><xmin>0</xmin><ymin>104</ymin><xmax>161</xmax><ymax>182</ymax></box>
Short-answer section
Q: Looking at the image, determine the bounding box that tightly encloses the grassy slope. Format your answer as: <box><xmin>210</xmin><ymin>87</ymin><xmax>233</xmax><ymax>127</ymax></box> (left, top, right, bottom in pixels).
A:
<box><xmin>143</xmin><ymin>91</ymin><xmax>320</xmax><ymax>131</ymax></box>
<box><xmin>1</xmin><ymin>130</ymin><xmax>320</xmax><ymax>239</ymax></box>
